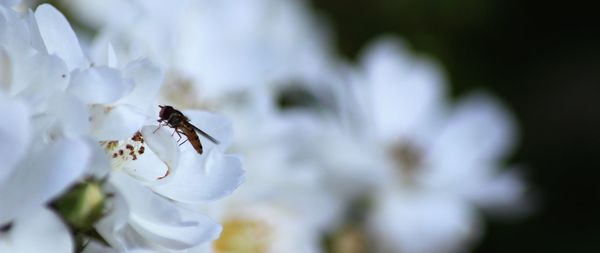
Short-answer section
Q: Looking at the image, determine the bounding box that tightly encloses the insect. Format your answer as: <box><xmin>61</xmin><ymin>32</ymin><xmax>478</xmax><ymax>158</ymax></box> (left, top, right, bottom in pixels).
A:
<box><xmin>155</xmin><ymin>105</ymin><xmax>219</xmax><ymax>154</ymax></box>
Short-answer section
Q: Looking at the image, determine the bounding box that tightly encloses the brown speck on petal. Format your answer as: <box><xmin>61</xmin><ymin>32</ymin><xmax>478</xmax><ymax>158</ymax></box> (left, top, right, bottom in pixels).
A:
<box><xmin>118</xmin><ymin>150</ymin><xmax>124</xmax><ymax>156</ymax></box>
<box><xmin>112</xmin><ymin>153</ymin><xmax>118</xmax><ymax>158</ymax></box>
<box><xmin>132</xmin><ymin>131</ymin><xmax>144</xmax><ymax>143</ymax></box>
<box><xmin>138</xmin><ymin>146</ymin><xmax>145</xmax><ymax>154</ymax></box>
<box><xmin>132</xmin><ymin>154</ymin><xmax>137</xmax><ymax>160</ymax></box>
<box><xmin>126</xmin><ymin>144</ymin><xmax>134</xmax><ymax>150</ymax></box>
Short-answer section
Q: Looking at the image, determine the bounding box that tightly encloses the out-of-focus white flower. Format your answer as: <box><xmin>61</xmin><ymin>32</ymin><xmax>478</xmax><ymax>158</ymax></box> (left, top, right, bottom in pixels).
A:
<box><xmin>190</xmin><ymin>87</ymin><xmax>341</xmax><ymax>253</ymax></box>
<box><xmin>208</xmin><ymin>203</ymin><xmax>325</xmax><ymax>253</ymax></box>
<box><xmin>350</xmin><ymin>37</ymin><xmax>528</xmax><ymax>253</ymax></box>
<box><xmin>62</xmin><ymin>0</ymin><xmax>333</xmax><ymax>103</ymax></box>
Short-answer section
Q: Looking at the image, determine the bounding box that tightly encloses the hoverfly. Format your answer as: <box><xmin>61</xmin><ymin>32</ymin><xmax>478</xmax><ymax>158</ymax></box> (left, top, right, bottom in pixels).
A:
<box><xmin>155</xmin><ymin>105</ymin><xmax>219</xmax><ymax>154</ymax></box>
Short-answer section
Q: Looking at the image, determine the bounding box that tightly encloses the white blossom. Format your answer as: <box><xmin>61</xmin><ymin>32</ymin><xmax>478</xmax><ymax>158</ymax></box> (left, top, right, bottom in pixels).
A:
<box><xmin>354</xmin><ymin>37</ymin><xmax>528</xmax><ymax>253</ymax></box>
<box><xmin>1</xmin><ymin>3</ymin><xmax>245</xmax><ymax>252</ymax></box>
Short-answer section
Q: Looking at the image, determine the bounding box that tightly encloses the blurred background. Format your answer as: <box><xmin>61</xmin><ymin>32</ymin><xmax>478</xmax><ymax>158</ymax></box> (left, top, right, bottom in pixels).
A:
<box><xmin>30</xmin><ymin>0</ymin><xmax>599</xmax><ymax>252</ymax></box>
<box><xmin>308</xmin><ymin>0</ymin><xmax>599</xmax><ymax>252</ymax></box>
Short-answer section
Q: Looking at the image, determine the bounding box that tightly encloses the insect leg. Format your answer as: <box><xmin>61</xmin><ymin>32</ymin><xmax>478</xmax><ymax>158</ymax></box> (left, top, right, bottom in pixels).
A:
<box><xmin>176</xmin><ymin>130</ymin><xmax>187</xmax><ymax>144</ymax></box>
<box><xmin>173</xmin><ymin>129</ymin><xmax>184</xmax><ymax>142</ymax></box>
<box><xmin>153</xmin><ymin>122</ymin><xmax>165</xmax><ymax>133</ymax></box>
<box><xmin>179</xmin><ymin>138</ymin><xmax>189</xmax><ymax>146</ymax></box>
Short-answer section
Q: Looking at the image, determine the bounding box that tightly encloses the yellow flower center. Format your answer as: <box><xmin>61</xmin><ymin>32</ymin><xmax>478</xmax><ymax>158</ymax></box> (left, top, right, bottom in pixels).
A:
<box><xmin>213</xmin><ymin>218</ymin><xmax>272</xmax><ymax>253</ymax></box>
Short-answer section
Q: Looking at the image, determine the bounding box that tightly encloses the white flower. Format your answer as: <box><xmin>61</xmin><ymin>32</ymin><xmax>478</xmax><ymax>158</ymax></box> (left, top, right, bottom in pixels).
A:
<box><xmin>2</xmin><ymin>3</ymin><xmax>245</xmax><ymax>252</ymax></box>
<box><xmin>62</xmin><ymin>0</ymin><xmax>333</xmax><ymax>103</ymax></box>
<box><xmin>352</xmin><ymin>37</ymin><xmax>528</xmax><ymax>253</ymax></box>
<box><xmin>207</xmin><ymin>203</ymin><xmax>325</xmax><ymax>253</ymax></box>
<box><xmin>1</xmin><ymin>4</ymin><xmax>92</xmax><ymax>251</ymax></box>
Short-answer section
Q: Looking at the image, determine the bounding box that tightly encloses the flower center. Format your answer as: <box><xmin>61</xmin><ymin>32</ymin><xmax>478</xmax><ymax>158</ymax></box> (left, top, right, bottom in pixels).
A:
<box><xmin>389</xmin><ymin>141</ymin><xmax>424</xmax><ymax>185</ymax></box>
<box><xmin>162</xmin><ymin>75</ymin><xmax>212</xmax><ymax>109</ymax></box>
<box><xmin>101</xmin><ymin>131</ymin><xmax>146</xmax><ymax>171</ymax></box>
<box><xmin>329</xmin><ymin>225</ymin><xmax>369</xmax><ymax>253</ymax></box>
<box><xmin>213</xmin><ymin>218</ymin><xmax>272</xmax><ymax>253</ymax></box>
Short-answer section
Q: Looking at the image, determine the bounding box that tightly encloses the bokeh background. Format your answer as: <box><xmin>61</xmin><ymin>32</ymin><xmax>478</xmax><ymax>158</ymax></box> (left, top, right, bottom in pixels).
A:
<box><xmin>308</xmin><ymin>0</ymin><xmax>599</xmax><ymax>252</ymax></box>
<box><xmin>32</xmin><ymin>0</ymin><xmax>599</xmax><ymax>251</ymax></box>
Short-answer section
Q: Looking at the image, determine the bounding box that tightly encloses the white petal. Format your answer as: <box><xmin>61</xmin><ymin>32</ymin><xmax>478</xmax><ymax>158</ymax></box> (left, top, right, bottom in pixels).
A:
<box><xmin>81</xmin><ymin>240</ymin><xmax>119</xmax><ymax>253</ymax></box>
<box><xmin>0</xmin><ymin>97</ymin><xmax>30</xmax><ymax>181</ymax></box>
<box><xmin>82</xmin><ymin>240</ymin><xmax>157</xmax><ymax>253</ymax></box>
<box><xmin>134</xmin><ymin>125</ymin><xmax>180</xmax><ymax>181</ymax></box>
<box><xmin>153</xmin><ymin>150</ymin><xmax>244</xmax><ymax>203</ymax></box>
<box><xmin>89</xmin><ymin>42</ymin><xmax>119</xmax><ymax>68</ymax></box>
<box><xmin>84</xmin><ymin>138</ymin><xmax>112</xmax><ymax>178</ymax></box>
<box><xmin>369</xmin><ymin>192</ymin><xmax>479</xmax><ymax>253</ymax></box>
<box><xmin>130</xmin><ymin>212</ymin><xmax>221</xmax><ymax>250</ymax></box>
<box><xmin>465</xmin><ymin>169</ymin><xmax>531</xmax><ymax>215</ymax></box>
<box><xmin>0</xmin><ymin>0</ymin><xmax>20</xmax><ymax>7</ymax></box>
<box><xmin>94</xmin><ymin>185</ymin><xmax>131</xmax><ymax>251</ymax></box>
<box><xmin>35</xmin><ymin>4</ymin><xmax>87</xmax><ymax>70</ymax></box>
<box><xmin>0</xmin><ymin>138</ymin><xmax>90</xmax><ymax>224</ymax></box>
<box><xmin>430</xmin><ymin>92</ymin><xmax>516</xmax><ymax>168</ymax></box>
<box><xmin>13</xmin><ymin>52</ymin><xmax>69</xmax><ymax>100</ymax></box>
<box><xmin>110</xmin><ymin>174</ymin><xmax>222</xmax><ymax>250</ymax></box>
<box><xmin>89</xmin><ymin>104</ymin><xmax>146</xmax><ymax>141</ymax></box>
<box><xmin>183</xmin><ymin>110</ymin><xmax>234</xmax><ymax>150</ymax></box>
<box><xmin>119</xmin><ymin>59</ymin><xmax>164</xmax><ymax>110</ymax></box>
<box><xmin>24</xmin><ymin>9</ymin><xmax>47</xmax><ymax>53</ymax></box>
<box><xmin>45</xmin><ymin>93</ymin><xmax>90</xmax><ymax>138</ymax></box>
<box><xmin>0</xmin><ymin>208</ymin><xmax>73</xmax><ymax>253</ymax></box>
<box><xmin>360</xmin><ymin>37</ymin><xmax>447</xmax><ymax>142</ymax></box>
<box><xmin>68</xmin><ymin>66</ymin><xmax>133</xmax><ymax>104</ymax></box>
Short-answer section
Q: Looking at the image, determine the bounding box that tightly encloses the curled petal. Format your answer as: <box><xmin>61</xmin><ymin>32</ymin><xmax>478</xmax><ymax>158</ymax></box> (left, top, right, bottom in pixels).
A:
<box><xmin>153</xmin><ymin>150</ymin><xmax>244</xmax><ymax>203</ymax></box>
<box><xmin>138</xmin><ymin>125</ymin><xmax>180</xmax><ymax>181</ymax></box>
<box><xmin>110</xmin><ymin>174</ymin><xmax>222</xmax><ymax>250</ymax></box>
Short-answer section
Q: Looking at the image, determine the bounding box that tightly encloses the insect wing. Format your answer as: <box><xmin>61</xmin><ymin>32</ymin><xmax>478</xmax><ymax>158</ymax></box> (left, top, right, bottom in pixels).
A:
<box><xmin>190</xmin><ymin>124</ymin><xmax>220</xmax><ymax>144</ymax></box>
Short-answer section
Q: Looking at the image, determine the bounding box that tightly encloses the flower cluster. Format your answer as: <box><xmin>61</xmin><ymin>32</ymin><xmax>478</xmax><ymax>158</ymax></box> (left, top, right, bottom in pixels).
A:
<box><xmin>1</xmin><ymin>2</ymin><xmax>243</xmax><ymax>252</ymax></box>
<box><xmin>2</xmin><ymin>0</ymin><xmax>530</xmax><ymax>253</ymax></box>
